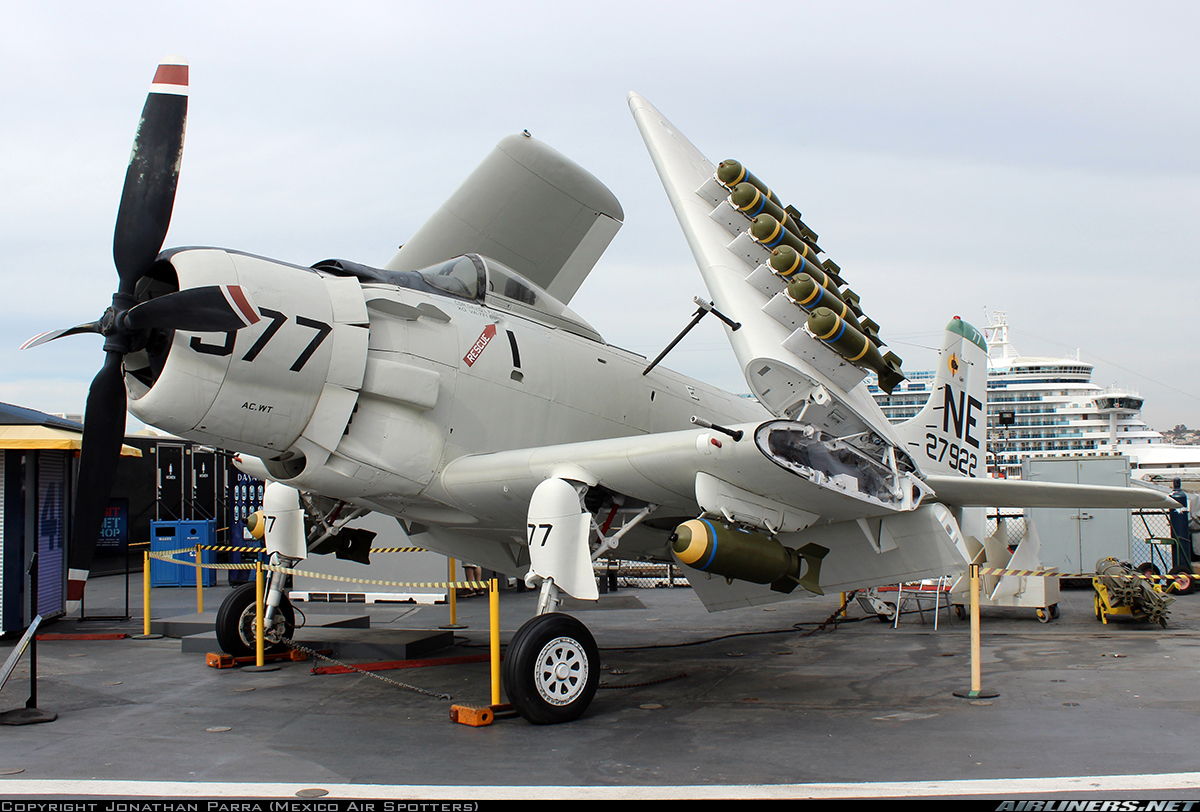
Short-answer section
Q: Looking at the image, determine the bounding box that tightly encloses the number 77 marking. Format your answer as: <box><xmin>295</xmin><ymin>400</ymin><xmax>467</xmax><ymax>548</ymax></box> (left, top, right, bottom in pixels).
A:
<box><xmin>290</xmin><ymin>316</ymin><xmax>332</xmax><ymax>372</ymax></box>
<box><xmin>527</xmin><ymin>523</ymin><xmax>553</xmax><ymax>546</ymax></box>
<box><xmin>235</xmin><ymin>309</ymin><xmax>332</xmax><ymax>372</ymax></box>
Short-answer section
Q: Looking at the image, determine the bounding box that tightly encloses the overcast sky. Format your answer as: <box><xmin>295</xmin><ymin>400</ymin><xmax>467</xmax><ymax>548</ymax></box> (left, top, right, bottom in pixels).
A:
<box><xmin>2</xmin><ymin>1</ymin><xmax>1198</xmax><ymax>433</ymax></box>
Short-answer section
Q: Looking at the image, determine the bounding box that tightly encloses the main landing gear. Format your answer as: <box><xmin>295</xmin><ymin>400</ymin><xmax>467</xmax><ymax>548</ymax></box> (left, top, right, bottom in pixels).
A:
<box><xmin>502</xmin><ymin>612</ymin><xmax>599</xmax><ymax>725</ymax></box>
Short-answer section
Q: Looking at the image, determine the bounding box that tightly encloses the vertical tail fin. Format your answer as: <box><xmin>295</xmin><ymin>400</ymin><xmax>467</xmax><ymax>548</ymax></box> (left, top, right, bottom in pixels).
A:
<box><xmin>894</xmin><ymin>317</ymin><xmax>989</xmax><ymax>478</ymax></box>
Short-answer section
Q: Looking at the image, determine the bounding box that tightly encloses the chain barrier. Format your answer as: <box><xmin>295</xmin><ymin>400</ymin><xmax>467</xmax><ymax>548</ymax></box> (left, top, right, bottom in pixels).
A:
<box><xmin>974</xmin><ymin>565</ymin><xmax>1189</xmax><ymax>586</ymax></box>
<box><xmin>281</xmin><ymin>638</ymin><xmax>451</xmax><ymax>700</ymax></box>
<box><xmin>145</xmin><ymin>548</ymin><xmax>485</xmax><ymax>590</ymax></box>
<box><xmin>145</xmin><ymin>547</ymin><xmax>472</xmax><ymax>700</ymax></box>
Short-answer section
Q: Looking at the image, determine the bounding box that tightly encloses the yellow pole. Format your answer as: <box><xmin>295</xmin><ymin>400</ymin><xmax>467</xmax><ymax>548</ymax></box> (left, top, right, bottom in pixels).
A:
<box><xmin>143</xmin><ymin>550</ymin><xmax>152</xmax><ymax>636</ymax></box>
<box><xmin>255</xmin><ymin>560</ymin><xmax>265</xmax><ymax>667</ymax></box>
<box><xmin>489</xmin><ymin>578</ymin><xmax>500</xmax><ymax>706</ymax></box>
<box><xmin>194</xmin><ymin>544</ymin><xmax>204</xmax><ymax>614</ymax></box>
<box><xmin>448</xmin><ymin>557</ymin><xmax>458</xmax><ymax>626</ymax></box>
<box><xmin>954</xmin><ymin>559</ymin><xmax>997</xmax><ymax>700</ymax></box>
<box><xmin>970</xmin><ymin>562</ymin><xmax>981</xmax><ymax>694</ymax></box>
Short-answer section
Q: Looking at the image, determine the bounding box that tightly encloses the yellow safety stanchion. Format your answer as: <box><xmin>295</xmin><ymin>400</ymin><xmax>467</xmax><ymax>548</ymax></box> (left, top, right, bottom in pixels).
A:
<box><xmin>144</xmin><ymin>551</ymin><xmax>152</xmax><ymax>635</ymax></box>
<box><xmin>449</xmin><ymin>577</ymin><xmax>508</xmax><ymax>727</ymax></box>
<box><xmin>255</xmin><ymin>559</ymin><xmax>265</xmax><ymax>667</ymax></box>
<box><xmin>194</xmin><ymin>544</ymin><xmax>204</xmax><ymax>614</ymax></box>
<box><xmin>954</xmin><ymin>561</ymin><xmax>998</xmax><ymax>700</ymax></box>
<box><xmin>970</xmin><ymin>563</ymin><xmax>981</xmax><ymax>692</ymax></box>
<box><xmin>441</xmin><ymin>557</ymin><xmax>466</xmax><ymax>630</ymax></box>
<box><xmin>489</xmin><ymin>578</ymin><xmax>500</xmax><ymax>707</ymax></box>
<box><xmin>131</xmin><ymin>550</ymin><xmax>162</xmax><ymax>640</ymax></box>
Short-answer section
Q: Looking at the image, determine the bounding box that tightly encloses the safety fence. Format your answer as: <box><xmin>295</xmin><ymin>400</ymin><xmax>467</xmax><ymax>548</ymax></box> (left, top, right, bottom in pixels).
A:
<box><xmin>142</xmin><ymin>545</ymin><xmax>506</xmax><ymax>714</ymax></box>
<box><xmin>147</xmin><ymin>545</ymin><xmax>488</xmax><ymax>591</ymax></box>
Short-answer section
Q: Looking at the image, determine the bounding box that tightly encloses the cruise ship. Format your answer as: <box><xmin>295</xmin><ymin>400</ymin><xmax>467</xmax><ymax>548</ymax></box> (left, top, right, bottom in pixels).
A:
<box><xmin>869</xmin><ymin>313</ymin><xmax>1200</xmax><ymax>482</ymax></box>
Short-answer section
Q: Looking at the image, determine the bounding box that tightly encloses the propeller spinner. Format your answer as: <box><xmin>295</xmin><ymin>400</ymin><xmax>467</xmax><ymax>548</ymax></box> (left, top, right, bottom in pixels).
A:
<box><xmin>22</xmin><ymin>58</ymin><xmax>259</xmax><ymax>606</ymax></box>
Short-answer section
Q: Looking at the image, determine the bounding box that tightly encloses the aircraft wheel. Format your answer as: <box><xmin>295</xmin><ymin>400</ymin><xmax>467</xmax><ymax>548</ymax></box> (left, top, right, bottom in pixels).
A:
<box><xmin>874</xmin><ymin>602</ymin><xmax>897</xmax><ymax>623</ymax></box>
<box><xmin>215</xmin><ymin>581</ymin><xmax>295</xmax><ymax>657</ymax></box>
<box><xmin>504</xmin><ymin>613</ymin><xmax>599</xmax><ymax>725</ymax></box>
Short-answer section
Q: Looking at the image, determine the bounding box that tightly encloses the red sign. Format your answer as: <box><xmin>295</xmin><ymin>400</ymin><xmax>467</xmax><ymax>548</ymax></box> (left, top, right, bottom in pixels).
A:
<box><xmin>464</xmin><ymin>324</ymin><xmax>497</xmax><ymax>367</ymax></box>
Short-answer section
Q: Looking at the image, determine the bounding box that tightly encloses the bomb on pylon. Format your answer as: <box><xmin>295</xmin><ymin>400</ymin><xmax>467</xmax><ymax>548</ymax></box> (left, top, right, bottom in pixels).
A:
<box><xmin>670</xmin><ymin>518</ymin><xmax>828</xmax><ymax>595</ymax></box>
<box><xmin>807</xmin><ymin>307</ymin><xmax>904</xmax><ymax>393</ymax></box>
<box><xmin>786</xmin><ymin>276</ymin><xmax>881</xmax><ymax>344</ymax></box>
<box><xmin>716</xmin><ymin>159</ymin><xmax>780</xmax><ymax>207</ymax></box>
<box><xmin>768</xmin><ymin>245</ymin><xmax>844</xmax><ymax>288</ymax></box>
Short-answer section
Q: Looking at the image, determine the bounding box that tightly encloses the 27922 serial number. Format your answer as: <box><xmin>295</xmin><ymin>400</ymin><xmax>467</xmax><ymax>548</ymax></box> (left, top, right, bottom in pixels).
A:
<box><xmin>925</xmin><ymin>433</ymin><xmax>978</xmax><ymax>477</ymax></box>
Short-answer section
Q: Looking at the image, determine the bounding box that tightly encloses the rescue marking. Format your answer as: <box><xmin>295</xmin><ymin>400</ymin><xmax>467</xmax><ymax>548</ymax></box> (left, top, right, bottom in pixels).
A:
<box><xmin>464</xmin><ymin>323</ymin><xmax>497</xmax><ymax>367</ymax></box>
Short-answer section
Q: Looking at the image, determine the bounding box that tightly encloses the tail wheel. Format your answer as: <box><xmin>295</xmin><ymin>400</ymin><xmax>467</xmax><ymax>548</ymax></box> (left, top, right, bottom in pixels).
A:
<box><xmin>215</xmin><ymin>581</ymin><xmax>295</xmax><ymax>657</ymax></box>
<box><xmin>503</xmin><ymin>613</ymin><xmax>599</xmax><ymax>725</ymax></box>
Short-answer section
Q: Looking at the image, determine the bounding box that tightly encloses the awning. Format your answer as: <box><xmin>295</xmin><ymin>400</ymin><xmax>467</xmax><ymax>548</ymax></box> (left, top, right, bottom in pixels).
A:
<box><xmin>0</xmin><ymin>425</ymin><xmax>143</xmax><ymax>457</ymax></box>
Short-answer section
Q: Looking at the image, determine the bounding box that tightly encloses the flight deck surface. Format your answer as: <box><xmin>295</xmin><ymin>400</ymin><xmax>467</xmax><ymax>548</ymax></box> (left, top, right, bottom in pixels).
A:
<box><xmin>2</xmin><ymin>573</ymin><xmax>1200</xmax><ymax>801</ymax></box>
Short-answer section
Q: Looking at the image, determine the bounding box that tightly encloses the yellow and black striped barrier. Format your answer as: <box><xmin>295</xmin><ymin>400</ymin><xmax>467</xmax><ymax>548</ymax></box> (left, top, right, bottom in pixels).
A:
<box><xmin>145</xmin><ymin>548</ymin><xmax>483</xmax><ymax>589</ymax></box>
<box><xmin>973</xmin><ymin>566</ymin><xmax>1191</xmax><ymax>586</ymax></box>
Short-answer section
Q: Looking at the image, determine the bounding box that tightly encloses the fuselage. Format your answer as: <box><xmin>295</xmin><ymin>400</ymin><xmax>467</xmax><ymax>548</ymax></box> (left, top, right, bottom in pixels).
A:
<box><xmin>125</xmin><ymin>247</ymin><xmax>767</xmax><ymax>525</ymax></box>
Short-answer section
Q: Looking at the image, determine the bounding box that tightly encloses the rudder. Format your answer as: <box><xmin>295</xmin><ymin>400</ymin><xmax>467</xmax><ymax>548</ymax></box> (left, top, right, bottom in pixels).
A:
<box><xmin>894</xmin><ymin>317</ymin><xmax>989</xmax><ymax>478</ymax></box>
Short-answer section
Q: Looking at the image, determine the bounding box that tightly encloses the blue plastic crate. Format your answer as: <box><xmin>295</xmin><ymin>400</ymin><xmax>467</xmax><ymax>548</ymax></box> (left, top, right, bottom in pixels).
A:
<box><xmin>150</xmin><ymin>520</ymin><xmax>217</xmax><ymax>587</ymax></box>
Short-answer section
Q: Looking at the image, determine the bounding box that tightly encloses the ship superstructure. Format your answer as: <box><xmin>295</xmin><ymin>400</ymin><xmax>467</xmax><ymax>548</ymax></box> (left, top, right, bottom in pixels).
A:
<box><xmin>870</xmin><ymin>313</ymin><xmax>1200</xmax><ymax>482</ymax></box>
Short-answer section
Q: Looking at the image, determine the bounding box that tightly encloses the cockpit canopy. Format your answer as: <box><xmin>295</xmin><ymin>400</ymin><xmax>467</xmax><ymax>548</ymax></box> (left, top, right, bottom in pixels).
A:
<box><xmin>315</xmin><ymin>253</ymin><xmax>602</xmax><ymax>342</ymax></box>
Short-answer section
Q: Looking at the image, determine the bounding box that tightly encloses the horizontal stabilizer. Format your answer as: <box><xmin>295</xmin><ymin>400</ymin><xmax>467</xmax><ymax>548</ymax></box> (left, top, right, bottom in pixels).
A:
<box><xmin>925</xmin><ymin>475</ymin><xmax>1177</xmax><ymax>509</ymax></box>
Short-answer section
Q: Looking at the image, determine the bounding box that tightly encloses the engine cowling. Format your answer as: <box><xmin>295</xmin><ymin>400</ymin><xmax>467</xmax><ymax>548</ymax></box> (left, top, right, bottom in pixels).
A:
<box><xmin>126</xmin><ymin>247</ymin><xmax>368</xmax><ymax>461</ymax></box>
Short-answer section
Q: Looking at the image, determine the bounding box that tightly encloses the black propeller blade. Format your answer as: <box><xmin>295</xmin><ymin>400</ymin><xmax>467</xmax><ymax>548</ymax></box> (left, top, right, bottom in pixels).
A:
<box><xmin>65</xmin><ymin>58</ymin><xmax>191</xmax><ymax>605</ymax></box>
<box><xmin>69</xmin><ymin>352</ymin><xmax>130</xmax><ymax>601</ymax></box>
<box><xmin>112</xmin><ymin>60</ymin><xmax>189</xmax><ymax>290</ymax></box>
<box><xmin>27</xmin><ymin>58</ymin><xmax>262</xmax><ymax>606</ymax></box>
<box><xmin>122</xmin><ymin>285</ymin><xmax>261</xmax><ymax>333</ymax></box>
<box><xmin>19</xmin><ymin>322</ymin><xmax>103</xmax><ymax>351</ymax></box>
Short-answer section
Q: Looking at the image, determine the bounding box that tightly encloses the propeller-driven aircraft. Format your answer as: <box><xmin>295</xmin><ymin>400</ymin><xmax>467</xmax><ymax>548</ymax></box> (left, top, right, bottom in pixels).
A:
<box><xmin>25</xmin><ymin>59</ymin><xmax>1174</xmax><ymax>725</ymax></box>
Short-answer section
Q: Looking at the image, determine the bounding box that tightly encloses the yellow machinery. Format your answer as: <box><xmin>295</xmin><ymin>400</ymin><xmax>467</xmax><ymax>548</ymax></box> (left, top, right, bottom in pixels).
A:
<box><xmin>1093</xmin><ymin>557</ymin><xmax>1173</xmax><ymax>628</ymax></box>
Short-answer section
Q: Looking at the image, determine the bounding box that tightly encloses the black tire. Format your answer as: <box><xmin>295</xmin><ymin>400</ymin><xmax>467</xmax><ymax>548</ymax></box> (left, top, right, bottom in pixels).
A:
<box><xmin>215</xmin><ymin>581</ymin><xmax>295</xmax><ymax>657</ymax></box>
<box><xmin>503</xmin><ymin>613</ymin><xmax>599</xmax><ymax>725</ymax></box>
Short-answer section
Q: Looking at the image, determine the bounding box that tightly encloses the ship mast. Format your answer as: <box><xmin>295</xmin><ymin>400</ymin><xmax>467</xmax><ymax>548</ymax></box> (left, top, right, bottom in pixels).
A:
<box><xmin>984</xmin><ymin>310</ymin><xmax>1018</xmax><ymax>361</ymax></box>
